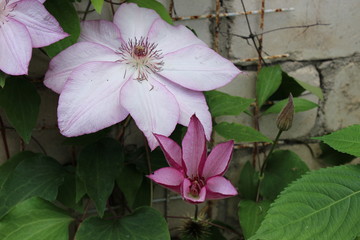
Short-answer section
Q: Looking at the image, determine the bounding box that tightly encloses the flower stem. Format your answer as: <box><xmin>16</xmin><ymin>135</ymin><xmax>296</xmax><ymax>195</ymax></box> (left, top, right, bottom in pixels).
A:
<box><xmin>194</xmin><ymin>204</ymin><xmax>198</xmax><ymax>220</ymax></box>
<box><xmin>0</xmin><ymin>115</ymin><xmax>10</xmax><ymax>159</ymax></box>
<box><xmin>255</xmin><ymin>129</ymin><xmax>283</xmax><ymax>202</ymax></box>
<box><xmin>144</xmin><ymin>137</ymin><xmax>153</xmax><ymax>207</ymax></box>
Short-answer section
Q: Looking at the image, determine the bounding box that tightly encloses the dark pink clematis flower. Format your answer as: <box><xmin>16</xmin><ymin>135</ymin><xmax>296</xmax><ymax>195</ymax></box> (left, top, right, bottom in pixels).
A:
<box><xmin>44</xmin><ymin>3</ymin><xmax>241</xmax><ymax>150</ymax></box>
<box><xmin>148</xmin><ymin>115</ymin><xmax>237</xmax><ymax>204</ymax></box>
<box><xmin>0</xmin><ymin>0</ymin><xmax>68</xmax><ymax>75</ymax></box>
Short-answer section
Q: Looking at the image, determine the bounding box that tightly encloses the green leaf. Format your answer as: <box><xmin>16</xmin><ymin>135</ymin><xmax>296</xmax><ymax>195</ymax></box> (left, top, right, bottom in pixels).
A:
<box><xmin>294</xmin><ymin>78</ymin><xmax>323</xmax><ymax>100</ymax></box>
<box><xmin>313</xmin><ymin>125</ymin><xmax>360</xmax><ymax>157</ymax></box>
<box><xmin>215</xmin><ymin>122</ymin><xmax>272</xmax><ymax>143</ymax></box>
<box><xmin>260</xmin><ymin>150</ymin><xmax>309</xmax><ymax>200</ymax></box>
<box><xmin>0</xmin><ymin>198</ymin><xmax>73</xmax><ymax>240</ymax></box>
<box><xmin>62</xmin><ymin>128</ymin><xmax>111</xmax><ymax>146</ymax></box>
<box><xmin>77</xmin><ymin>138</ymin><xmax>124</xmax><ymax>217</ymax></box>
<box><xmin>76</xmin><ymin>206</ymin><xmax>170</xmax><ymax>240</ymax></box>
<box><xmin>132</xmin><ymin>178</ymin><xmax>151</xmax><ymax>208</ymax></box>
<box><xmin>250</xmin><ymin>165</ymin><xmax>360</xmax><ymax>240</ymax></box>
<box><xmin>238</xmin><ymin>161</ymin><xmax>259</xmax><ymax>200</ymax></box>
<box><xmin>256</xmin><ymin>65</ymin><xmax>282</xmax><ymax>108</ymax></box>
<box><xmin>318</xmin><ymin>142</ymin><xmax>356</xmax><ymax>166</ymax></box>
<box><xmin>57</xmin><ymin>167</ymin><xmax>83</xmax><ymax>212</ymax></box>
<box><xmin>263</xmin><ymin>98</ymin><xmax>318</xmax><ymax>115</ymax></box>
<box><xmin>0</xmin><ymin>71</ymin><xmax>6</xmax><ymax>88</ymax></box>
<box><xmin>43</xmin><ymin>0</ymin><xmax>80</xmax><ymax>57</ymax></box>
<box><xmin>269</xmin><ymin>71</ymin><xmax>306</xmax><ymax>100</ymax></box>
<box><xmin>238</xmin><ymin>200</ymin><xmax>271</xmax><ymax>239</ymax></box>
<box><xmin>0</xmin><ymin>154</ymin><xmax>65</xmax><ymax>218</ymax></box>
<box><xmin>128</xmin><ymin>0</ymin><xmax>173</xmax><ymax>24</ymax></box>
<box><xmin>116</xmin><ymin>165</ymin><xmax>144</xmax><ymax>208</ymax></box>
<box><xmin>91</xmin><ymin>0</ymin><xmax>104</xmax><ymax>13</ymax></box>
<box><xmin>0</xmin><ymin>77</ymin><xmax>40</xmax><ymax>143</ymax></box>
<box><xmin>204</xmin><ymin>90</ymin><xmax>254</xmax><ymax>117</ymax></box>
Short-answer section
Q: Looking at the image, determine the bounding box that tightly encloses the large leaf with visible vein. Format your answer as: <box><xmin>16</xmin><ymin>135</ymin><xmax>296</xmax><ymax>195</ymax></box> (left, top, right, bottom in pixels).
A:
<box><xmin>0</xmin><ymin>154</ymin><xmax>65</xmax><ymax>218</ymax></box>
<box><xmin>0</xmin><ymin>198</ymin><xmax>73</xmax><ymax>240</ymax></box>
<box><xmin>250</xmin><ymin>165</ymin><xmax>360</xmax><ymax>240</ymax></box>
<box><xmin>313</xmin><ymin>125</ymin><xmax>360</xmax><ymax>157</ymax></box>
<box><xmin>75</xmin><ymin>207</ymin><xmax>170</xmax><ymax>240</ymax></box>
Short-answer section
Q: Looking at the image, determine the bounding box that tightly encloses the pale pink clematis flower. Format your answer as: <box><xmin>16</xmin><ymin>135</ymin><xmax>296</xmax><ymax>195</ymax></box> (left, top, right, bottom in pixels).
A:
<box><xmin>148</xmin><ymin>115</ymin><xmax>237</xmax><ymax>204</ymax></box>
<box><xmin>44</xmin><ymin>3</ymin><xmax>241</xmax><ymax>150</ymax></box>
<box><xmin>0</xmin><ymin>0</ymin><xmax>68</xmax><ymax>75</ymax></box>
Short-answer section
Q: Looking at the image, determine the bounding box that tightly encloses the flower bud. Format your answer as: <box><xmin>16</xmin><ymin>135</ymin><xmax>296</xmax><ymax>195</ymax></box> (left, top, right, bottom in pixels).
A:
<box><xmin>276</xmin><ymin>94</ymin><xmax>294</xmax><ymax>131</ymax></box>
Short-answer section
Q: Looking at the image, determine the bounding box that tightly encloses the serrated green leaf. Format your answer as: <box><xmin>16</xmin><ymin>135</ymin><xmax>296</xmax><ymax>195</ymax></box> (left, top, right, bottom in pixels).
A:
<box><xmin>251</xmin><ymin>165</ymin><xmax>360</xmax><ymax>240</ymax></box>
<box><xmin>319</xmin><ymin>142</ymin><xmax>355</xmax><ymax>166</ymax></box>
<box><xmin>128</xmin><ymin>0</ymin><xmax>173</xmax><ymax>24</ymax></box>
<box><xmin>260</xmin><ymin>150</ymin><xmax>309</xmax><ymax>200</ymax></box>
<box><xmin>116</xmin><ymin>165</ymin><xmax>143</xmax><ymax>208</ymax></box>
<box><xmin>256</xmin><ymin>65</ymin><xmax>282</xmax><ymax>108</ymax></box>
<box><xmin>77</xmin><ymin>138</ymin><xmax>124</xmax><ymax>217</ymax></box>
<box><xmin>0</xmin><ymin>154</ymin><xmax>65</xmax><ymax>218</ymax></box>
<box><xmin>0</xmin><ymin>77</ymin><xmax>40</xmax><ymax>143</ymax></box>
<box><xmin>204</xmin><ymin>90</ymin><xmax>254</xmax><ymax>117</ymax></box>
<box><xmin>313</xmin><ymin>125</ymin><xmax>360</xmax><ymax>157</ymax></box>
<box><xmin>263</xmin><ymin>98</ymin><xmax>318</xmax><ymax>115</ymax></box>
<box><xmin>294</xmin><ymin>78</ymin><xmax>323</xmax><ymax>100</ymax></box>
<box><xmin>43</xmin><ymin>0</ymin><xmax>80</xmax><ymax>57</ymax></box>
<box><xmin>238</xmin><ymin>200</ymin><xmax>271</xmax><ymax>239</ymax></box>
<box><xmin>0</xmin><ymin>198</ymin><xmax>73</xmax><ymax>240</ymax></box>
<box><xmin>215</xmin><ymin>122</ymin><xmax>272</xmax><ymax>143</ymax></box>
<box><xmin>0</xmin><ymin>71</ymin><xmax>6</xmax><ymax>88</ymax></box>
<box><xmin>238</xmin><ymin>161</ymin><xmax>259</xmax><ymax>200</ymax></box>
<box><xmin>76</xmin><ymin>207</ymin><xmax>170</xmax><ymax>240</ymax></box>
<box><xmin>91</xmin><ymin>0</ymin><xmax>104</xmax><ymax>13</ymax></box>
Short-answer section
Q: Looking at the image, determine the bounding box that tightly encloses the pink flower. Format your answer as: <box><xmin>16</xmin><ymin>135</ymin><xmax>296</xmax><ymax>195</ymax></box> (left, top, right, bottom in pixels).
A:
<box><xmin>148</xmin><ymin>115</ymin><xmax>237</xmax><ymax>204</ymax></box>
<box><xmin>44</xmin><ymin>3</ymin><xmax>240</xmax><ymax>150</ymax></box>
<box><xmin>0</xmin><ymin>0</ymin><xmax>68</xmax><ymax>75</ymax></box>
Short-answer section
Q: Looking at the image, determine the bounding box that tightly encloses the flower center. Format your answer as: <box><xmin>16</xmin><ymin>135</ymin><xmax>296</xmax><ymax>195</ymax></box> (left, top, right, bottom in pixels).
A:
<box><xmin>189</xmin><ymin>176</ymin><xmax>205</xmax><ymax>198</ymax></box>
<box><xmin>0</xmin><ymin>0</ymin><xmax>15</xmax><ymax>26</ymax></box>
<box><xmin>117</xmin><ymin>37</ymin><xmax>164</xmax><ymax>81</ymax></box>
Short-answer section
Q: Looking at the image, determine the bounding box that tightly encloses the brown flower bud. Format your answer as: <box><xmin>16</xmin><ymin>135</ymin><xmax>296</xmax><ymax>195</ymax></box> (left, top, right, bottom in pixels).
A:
<box><xmin>276</xmin><ymin>94</ymin><xmax>294</xmax><ymax>131</ymax></box>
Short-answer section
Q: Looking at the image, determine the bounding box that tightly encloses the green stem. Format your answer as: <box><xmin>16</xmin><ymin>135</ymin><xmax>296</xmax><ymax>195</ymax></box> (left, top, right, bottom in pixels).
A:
<box><xmin>255</xmin><ymin>130</ymin><xmax>283</xmax><ymax>202</ymax></box>
<box><xmin>194</xmin><ymin>204</ymin><xmax>198</xmax><ymax>220</ymax></box>
<box><xmin>144</xmin><ymin>137</ymin><xmax>153</xmax><ymax>207</ymax></box>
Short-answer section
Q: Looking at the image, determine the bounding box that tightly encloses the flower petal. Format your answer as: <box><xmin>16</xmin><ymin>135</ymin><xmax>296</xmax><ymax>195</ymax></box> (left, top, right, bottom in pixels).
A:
<box><xmin>44</xmin><ymin>42</ymin><xmax>119</xmax><ymax>94</ymax></box>
<box><xmin>182</xmin><ymin>115</ymin><xmax>207</xmax><ymax>178</ymax></box>
<box><xmin>113</xmin><ymin>3</ymin><xmax>160</xmax><ymax>41</ymax></box>
<box><xmin>147</xmin><ymin>18</ymin><xmax>206</xmax><ymax>54</ymax></box>
<box><xmin>202</xmin><ymin>140</ymin><xmax>234</xmax><ymax>179</ymax></box>
<box><xmin>0</xmin><ymin>19</ymin><xmax>31</xmax><ymax>75</ymax></box>
<box><xmin>11</xmin><ymin>0</ymin><xmax>68</xmax><ymax>48</ymax></box>
<box><xmin>58</xmin><ymin>61</ymin><xmax>130</xmax><ymax>137</ymax></box>
<box><xmin>181</xmin><ymin>178</ymin><xmax>206</xmax><ymax>204</ymax></box>
<box><xmin>155</xmin><ymin>75</ymin><xmax>212</xmax><ymax>140</ymax></box>
<box><xmin>160</xmin><ymin>44</ymin><xmax>241</xmax><ymax>91</ymax></box>
<box><xmin>148</xmin><ymin>167</ymin><xmax>184</xmax><ymax>194</ymax></box>
<box><xmin>154</xmin><ymin>134</ymin><xmax>183</xmax><ymax>169</ymax></box>
<box><xmin>205</xmin><ymin>176</ymin><xmax>238</xmax><ymax>200</ymax></box>
<box><xmin>120</xmin><ymin>77</ymin><xmax>179</xmax><ymax>150</ymax></box>
<box><xmin>79</xmin><ymin>20</ymin><xmax>123</xmax><ymax>50</ymax></box>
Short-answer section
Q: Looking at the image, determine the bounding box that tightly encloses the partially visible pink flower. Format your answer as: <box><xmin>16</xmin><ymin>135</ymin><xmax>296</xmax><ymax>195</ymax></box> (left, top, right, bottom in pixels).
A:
<box><xmin>44</xmin><ymin>3</ymin><xmax>241</xmax><ymax>150</ymax></box>
<box><xmin>148</xmin><ymin>115</ymin><xmax>237</xmax><ymax>204</ymax></box>
<box><xmin>0</xmin><ymin>0</ymin><xmax>68</xmax><ymax>75</ymax></box>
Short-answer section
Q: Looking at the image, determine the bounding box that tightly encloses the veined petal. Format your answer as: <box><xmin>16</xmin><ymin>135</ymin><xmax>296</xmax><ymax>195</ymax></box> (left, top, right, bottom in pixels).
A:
<box><xmin>205</xmin><ymin>176</ymin><xmax>238</xmax><ymax>200</ymax></box>
<box><xmin>160</xmin><ymin>44</ymin><xmax>241</xmax><ymax>91</ymax></box>
<box><xmin>58</xmin><ymin>61</ymin><xmax>130</xmax><ymax>137</ymax></box>
<box><xmin>148</xmin><ymin>167</ymin><xmax>184</xmax><ymax>194</ymax></box>
<box><xmin>11</xmin><ymin>0</ymin><xmax>68</xmax><ymax>48</ymax></box>
<box><xmin>147</xmin><ymin>18</ymin><xmax>206</xmax><ymax>54</ymax></box>
<box><xmin>113</xmin><ymin>3</ymin><xmax>160</xmax><ymax>41</ymax></box>
<box><xmin>79</xmin><ymin>20</ymin><xmax>123</xmax><ymax>50</ymax></box>
<box><xmin>44</xmin><ymin>42</ymin><xmax>119</xmax><ymax>94</ymax></box>
<box><xmin>202</xmin><ymin>140</ymin><xmax>234</xmax><ymax>179</ymax></box>
<box><xmin>120</xmin><ymin>77</ymin><xmax>179</xmax><ymax>150</ymax></box>
<box><xmin>155</xmin><ymin>75</ymin><xmax>212</xmax><ymax>141</ymax></box>
<box><xmin>154</xmin><ymin>134</ymin><xmax>183</xmax><ymax>170</ymax></box>
<box><xmin>182</xmin><ymin>115</ymin><xmax>207</xmax><ymax>178</ymax></box>
<box><xmin>181</xmin><ymin>178</ymin><xmax>206</xmax><ymax>204</ymax></box>
<box><xmin>0</xmin><ymin>19</ymin><xmax>31</xmax><ymax>75</ymax></box>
